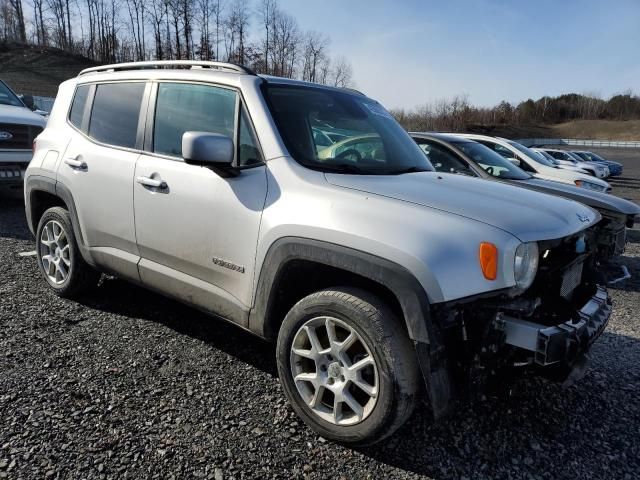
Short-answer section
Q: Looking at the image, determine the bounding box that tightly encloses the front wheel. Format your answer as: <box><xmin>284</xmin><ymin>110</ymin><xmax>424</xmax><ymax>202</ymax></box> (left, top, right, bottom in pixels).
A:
<box><xmin>276</xmin><ymin>287</ymin><xmax>419</xmax><ymax>446</ymax></box>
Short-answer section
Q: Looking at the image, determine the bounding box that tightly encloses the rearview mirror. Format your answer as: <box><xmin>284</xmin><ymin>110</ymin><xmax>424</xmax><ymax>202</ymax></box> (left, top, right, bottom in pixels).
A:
<box><xmin>182</xmin><ymin>132</ymin><xmax>236</xmax><ymax>174</ymax></box>
<box><xmin>508</xmin><ymin>157</ymin><xmax>521</xmax><ymax>167</ymax></box>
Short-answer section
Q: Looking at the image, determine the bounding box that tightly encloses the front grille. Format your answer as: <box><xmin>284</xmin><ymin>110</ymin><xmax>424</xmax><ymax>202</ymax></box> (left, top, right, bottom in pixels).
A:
<box><xmin>560</xmin><ymin>260</ymin><xmax>584</xmax><ymax>298</ymax></box>
<box><xmin>0</xmin><ymin>123</ymin><xmax>43</xmax><ymax>150</ymax></box>
<box><xmin>615</xmin><ymin>227</ymin><xmax>626</xmax><ymax>254</ymax></box>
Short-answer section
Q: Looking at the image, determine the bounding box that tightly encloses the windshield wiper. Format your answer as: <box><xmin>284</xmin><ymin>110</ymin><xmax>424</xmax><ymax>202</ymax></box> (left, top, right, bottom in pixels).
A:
<box><xmin>311</xmin><ymin>163</ymin><xmax>367</xmax><ymax>174</ymax></box>
<box><xmin>387</xmin><ymin>166</ymin><xmax>431</xmax><ymax>175</ymax></box>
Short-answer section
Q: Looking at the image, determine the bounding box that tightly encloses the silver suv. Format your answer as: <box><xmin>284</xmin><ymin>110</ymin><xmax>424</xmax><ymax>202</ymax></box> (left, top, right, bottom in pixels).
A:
<box><xmin>25</xmin><ymin>61</ymin><xmax>612</xmax><ymax>445</ymax></box>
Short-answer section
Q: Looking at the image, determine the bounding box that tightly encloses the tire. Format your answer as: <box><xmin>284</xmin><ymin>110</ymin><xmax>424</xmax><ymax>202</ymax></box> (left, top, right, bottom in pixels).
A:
<box><xmin>35</xmin><ymin>206</ymin><xmax>100</xmax><ymax>298</ymax></box>
<box><xmin>276</xmin><ymin>287</ymin><xmax>419</xmax><ymax>446</ymax></box>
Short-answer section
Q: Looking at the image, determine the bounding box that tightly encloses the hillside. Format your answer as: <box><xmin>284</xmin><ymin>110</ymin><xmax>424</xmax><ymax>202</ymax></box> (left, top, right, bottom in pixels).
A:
<box><xmin>467</xmin><ymin>120</ymin><xmax>640</xmax><ymax>141</ymax></box>
<box><xmin>550</xmin><ymin>120</ymin><xmax>640</xmax><ymax>141</ymax></box>
<box><xmin>0</xmin><ymin>42</ymin><xmax>96</xmax><ymax>97</ymax></box>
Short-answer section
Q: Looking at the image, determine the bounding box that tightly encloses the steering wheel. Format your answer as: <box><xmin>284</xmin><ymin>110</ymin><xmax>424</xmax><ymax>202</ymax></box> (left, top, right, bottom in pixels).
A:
<box><xmin>485</xmin><ymin>166</ymin><xmax>495</xmax><ymax>176</ymax></box>
<box><xmin>336</xmin><ymin>149</ymin><xmax>362</xmax><ymax>162</ymax></box>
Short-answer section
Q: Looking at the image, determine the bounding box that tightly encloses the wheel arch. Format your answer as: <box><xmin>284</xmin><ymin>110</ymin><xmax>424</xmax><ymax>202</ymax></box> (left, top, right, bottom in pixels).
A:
<box><xmin>249</xmin><ymin>237</ymin><xmax>434</xmax><ymax>344</ymax></box>
<box><xmin>25</xmin><ymin>176</ymin><xmax>96</xmax><ymax>267</ymax></box>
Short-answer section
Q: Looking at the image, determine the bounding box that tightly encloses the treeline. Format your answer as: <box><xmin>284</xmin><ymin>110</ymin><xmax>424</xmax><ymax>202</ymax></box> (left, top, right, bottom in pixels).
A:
<box><xmin>392</xmin><ymin>91</ymin><xmax>640</xmax><ymax>132</ymax></box>
<box><xmin>0</xmin><ymin>0</ymin><xmax>353</xmax><ymax>86</ymax></box>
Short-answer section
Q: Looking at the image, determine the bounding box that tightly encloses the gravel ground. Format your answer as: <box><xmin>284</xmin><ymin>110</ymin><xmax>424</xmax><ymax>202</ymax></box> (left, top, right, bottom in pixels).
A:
<box><xmin>2</xmin><ymin>160</ymin><xmax>640</xmax><ymax>479</ymax></box>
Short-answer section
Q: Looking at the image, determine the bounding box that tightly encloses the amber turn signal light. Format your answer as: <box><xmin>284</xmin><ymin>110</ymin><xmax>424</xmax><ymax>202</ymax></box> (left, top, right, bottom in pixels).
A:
<box><xmin>479</xmin><ymin>242</ymin><xmax>498</xmax><ymax>280</ymax></box>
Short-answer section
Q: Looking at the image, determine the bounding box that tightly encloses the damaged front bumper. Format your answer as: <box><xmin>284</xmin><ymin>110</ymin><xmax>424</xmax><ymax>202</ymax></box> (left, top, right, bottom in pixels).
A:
<box><xmin>500</xmin><ymin>286</ymin><xmax>611</xmax><ymax>366</ymax></box>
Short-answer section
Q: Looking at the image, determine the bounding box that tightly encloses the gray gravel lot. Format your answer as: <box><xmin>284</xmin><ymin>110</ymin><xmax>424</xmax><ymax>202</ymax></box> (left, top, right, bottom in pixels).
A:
<box><xmin>1</xmin><ymin>150</ymin><xmax>639</xmax><ymax>480</ymax></box>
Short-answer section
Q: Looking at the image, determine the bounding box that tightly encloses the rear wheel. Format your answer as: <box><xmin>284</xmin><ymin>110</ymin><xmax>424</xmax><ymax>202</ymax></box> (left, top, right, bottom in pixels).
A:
<box><xmin>276</xmin><ymin>287</ymin><xmax>419</xmax><ymax>446</ymax></box>
<box><xmin>36</xmin><ymin>207</ymin><xmax>100</xmax><ymax>298</ymax></box>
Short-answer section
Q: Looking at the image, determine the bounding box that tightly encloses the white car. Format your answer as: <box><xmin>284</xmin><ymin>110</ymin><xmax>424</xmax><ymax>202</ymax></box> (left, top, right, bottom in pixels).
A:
<box><xmin>455</xmin><ymin>134</ymin><xmax>611</xmax><ymax>193</ymax></box>
<box><xmin>0</xmin><ymin>80</ymin><xmax>48</xmax><ymax>191</ymax></box>
<box><xmin>534</xmin><ymin>148</ymin><xmax>609</xmax><ymax>179</ymax></box>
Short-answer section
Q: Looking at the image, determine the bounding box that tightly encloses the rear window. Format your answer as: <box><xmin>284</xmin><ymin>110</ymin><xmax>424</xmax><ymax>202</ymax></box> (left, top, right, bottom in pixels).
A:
<box><xmin>88</xmin><ymin>83</ymin><xmax>145</xmax><ymax>148</ymax></box>
<box><xmin>69</xmin><ymin>85</ymin><xmax>90</xmax><ymax>130</ymax></box>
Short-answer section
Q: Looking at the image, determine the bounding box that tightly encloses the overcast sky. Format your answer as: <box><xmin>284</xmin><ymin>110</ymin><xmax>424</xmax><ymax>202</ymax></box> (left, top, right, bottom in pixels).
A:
<box><xmin>279</xmin><ymin>0</ymin><xmax>640</xmax><ymax>110</ymax></box>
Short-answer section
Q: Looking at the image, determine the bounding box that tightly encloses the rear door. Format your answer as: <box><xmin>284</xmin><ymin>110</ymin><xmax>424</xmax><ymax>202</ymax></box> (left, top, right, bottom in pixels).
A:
<box><xmin>133</xmin><ymin>81</ymin><xmax>267</xmax><ymax>325</ymax></box>
<box><xmin>58</xmin><ymin>81</ymin><xmax>149</xmax><ymax>279</ymax></box>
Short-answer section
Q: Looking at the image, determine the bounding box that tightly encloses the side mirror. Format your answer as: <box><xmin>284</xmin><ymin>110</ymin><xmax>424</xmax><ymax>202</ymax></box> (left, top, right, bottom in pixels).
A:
<box><xmin>19</xmin><ymin>94</ymin><xmax>35</xmax><ymax>110</ymax></box>
<box><xmin>508</xmin><ymin>157</ymin><xmax>521</xmax><ymax>167</ymax></box>
<box><xmin>182</xmin><ymin>132</ymin><xmax>236</xmax><ymax>175</ymax></box>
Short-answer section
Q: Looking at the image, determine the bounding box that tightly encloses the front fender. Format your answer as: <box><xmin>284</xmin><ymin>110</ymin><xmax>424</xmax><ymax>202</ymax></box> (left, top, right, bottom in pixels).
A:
<box><xmin>249</xmin><ymin>237</ymin><xmax>434</xmax><ymax>344</ymax></box>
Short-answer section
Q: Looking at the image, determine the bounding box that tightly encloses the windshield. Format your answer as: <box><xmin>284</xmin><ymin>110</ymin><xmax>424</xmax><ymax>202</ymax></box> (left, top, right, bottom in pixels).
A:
<box><xmin>508</xmin><ymin>141</ymin><xmax>557</xmax><ymax>167</ymax></box>
<box><xmin>453</xmin><ymin>141</ymin><xmax>531</xmax><ymax>180</ymax></box>
<box><xmin>0</xmin><ymin>81</ymin><xmax>24</xmax><ymax>107</ymax></box>
<box><xmin>586</xmin><ymin>152</ymin><xmax>606</xmax><ymax>162</ymax></box>
<box><xmin>535</xmin><ymin>149</ymin><xmax>559</xmax><ymax>164</ymax></box>
<box><xmin>263</xmin><ymin>85</ymin><xmax>434</xmax><ymax>174</ymax></box>
<box><xmin>573</xmin><ymin>151</ymin><xmax>590</xmax><ymax>161</ymax></box>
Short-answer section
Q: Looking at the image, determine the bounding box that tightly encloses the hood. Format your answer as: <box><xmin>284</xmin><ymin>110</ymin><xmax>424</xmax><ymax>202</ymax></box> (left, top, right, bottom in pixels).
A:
<box><xmin>326</xmin><ymin>172</ymin><xmax>600</xmax><ymax>243</ymax></box>
<box><xmin>520</xmin><ymin>178</ymin><xmax>640</xmax><ymax>216</ymax></box>
<box><xmin>0</xmin><ymin>104</ymin><xmax>48</xmax><ymax>127</ymax></box>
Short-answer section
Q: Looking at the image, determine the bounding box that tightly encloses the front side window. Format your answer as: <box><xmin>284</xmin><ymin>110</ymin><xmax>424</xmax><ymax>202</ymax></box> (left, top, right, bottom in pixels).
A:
<box><xmin>264</xmin><ymin>85</ymin><xmax>433</xmax><ymax>175</ymax></box>
<box><xmin>238</xmin><ymin>108</ymin><xmax>263</xmax><ymax>166</ymax></box>
<box><xmin>88</xmin><ymin>82</ymin><xmax>145</xmax><ymax>148</ymax></box>
<box><xmin>69</xmin><ymin>85</ymin><xmax>90</xmax><ymax>129</ymax></box>
<box><xmin>154</xmin><ymin>82</ymin><xmax>237</xmax><ymax>157</ymax></box>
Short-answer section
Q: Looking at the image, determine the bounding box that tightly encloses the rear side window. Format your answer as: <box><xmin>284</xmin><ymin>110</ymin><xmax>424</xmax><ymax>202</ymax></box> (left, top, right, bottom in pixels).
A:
<box><xmin>153</xmin><ymin>83</ymin><xmax>237</xmax><ymax>157</ymax></box>
<box><xmin>88</xmin><ymin>82</ymin><xmax>145</xmax><ymax>148</ymax></box>
<box><xmin>69</xmin><ymin>85</ymin><xmax>90</xmax><ymax>129</ymax></box>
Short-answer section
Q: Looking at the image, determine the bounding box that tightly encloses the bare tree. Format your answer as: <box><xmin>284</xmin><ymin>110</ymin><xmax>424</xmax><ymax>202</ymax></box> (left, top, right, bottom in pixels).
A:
<box><xmin>331</xmin><ymin>56</ymin><xmax>353</xmax><ymax>88</ymax></box>
<box><xmin>301</xmin><ymin>30</ymin><xmax>328</xmax><ymax>82</ymax></box>
<box><xmin>125</xmin><ymin>0</ymin><xmax>146</xmax><ymax>60</ymax></box>
<box><xmin>257</xmin><ymin>0</ymin><xmax>276</xmax><ymax>73</ymax></box>
<box><xmin>225</xmin><ymin>0</ymin><xmax>249</xmax><ymax>63</ymax></box>
<box><xmin>7</xmin><ymin>0</ymin><xmax>26</xmax><ymax>41</ymax></box>
<box><xmin>269</xmin><ymin>9</ymin><xmax>298</xmax><ymax>77</ymax></box>
<box><xmin>147</xmin><ymin>0</ymin><xmax>166</xmax><ymax>59</ymax></box>
<box><xmin>32</xmin><ymin>0</ymin><xmax>47</xmax><ymax>44</ymax></box>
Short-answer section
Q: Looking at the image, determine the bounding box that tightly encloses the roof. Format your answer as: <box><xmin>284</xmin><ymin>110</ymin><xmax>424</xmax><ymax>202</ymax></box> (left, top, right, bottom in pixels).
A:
<box><xmin>77</xmin><ymin>61</ymin><xmax>365</xmax><ymax>97</ymax></box>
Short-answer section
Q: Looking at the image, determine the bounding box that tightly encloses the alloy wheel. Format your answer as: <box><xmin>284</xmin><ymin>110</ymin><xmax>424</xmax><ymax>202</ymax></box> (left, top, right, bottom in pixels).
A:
<box><xmin>289</xmin><ymin>316</ymin><xmax>379</xmax><ymax>426</ymax></box>
<box><xmin>39</xmin><ymin>220</ymin><xmax>71</xmax><ymax>285</ymax></box>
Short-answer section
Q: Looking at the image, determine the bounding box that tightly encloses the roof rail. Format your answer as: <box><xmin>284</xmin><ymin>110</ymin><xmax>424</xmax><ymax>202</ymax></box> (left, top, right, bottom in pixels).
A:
<box><xmin>78</xmin><ymin>60</ymin><xmax>256</xmax><ymax>77</ymax></box>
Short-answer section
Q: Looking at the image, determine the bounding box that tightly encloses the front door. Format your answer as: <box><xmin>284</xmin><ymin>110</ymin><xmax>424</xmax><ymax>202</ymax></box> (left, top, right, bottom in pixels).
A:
<box><xmin>133</xmin><ymin>82</ymin><xmax>267</xmax><ymax>325</ymax></box>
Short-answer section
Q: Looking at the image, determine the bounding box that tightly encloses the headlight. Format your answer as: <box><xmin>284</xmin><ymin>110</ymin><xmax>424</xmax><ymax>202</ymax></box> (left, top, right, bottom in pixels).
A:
<box><xmin>574</xmin><ymin>179</ymin><xmax>605</xmax><ymax>191</ymax></box>
<box><xmin>514</xmin><ymin>242</ymin><xmax>539</xmax><ymax>290</ymax></box>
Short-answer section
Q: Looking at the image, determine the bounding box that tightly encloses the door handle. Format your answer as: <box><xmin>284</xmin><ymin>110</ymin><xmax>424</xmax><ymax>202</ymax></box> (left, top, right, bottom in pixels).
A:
<box><xmin>64</xmin><ymin>157</ymin><xmax>87</xmax><ymax>169</ymax></box>
<box><xmin>136</xmin><ymin>176</ymin><xmax>168</xmax><ymax>189</ymax></box>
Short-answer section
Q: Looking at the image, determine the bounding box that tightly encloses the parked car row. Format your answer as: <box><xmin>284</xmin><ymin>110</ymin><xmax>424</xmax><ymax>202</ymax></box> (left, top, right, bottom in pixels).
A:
<box><xmin>17</xmin><ymin>61</ymin><xmax>640</xmax><ymax>446</ymax></box>
<box><xmin>409</xmin><ymin>133</ymin><xmax>638</xmax><ymax>263</ymax></box>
